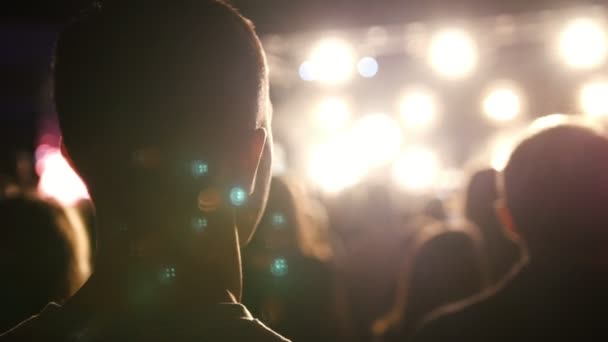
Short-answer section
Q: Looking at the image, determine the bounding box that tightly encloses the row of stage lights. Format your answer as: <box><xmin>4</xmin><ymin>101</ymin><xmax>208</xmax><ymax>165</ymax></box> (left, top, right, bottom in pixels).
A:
<box><xmin>299</xmin><ymin>17</ymin><xmax>608</xmax><ymax>84</ymax></box>
<box><xmin>302</xmin><ymin>16</ymin><xmax>608</xmax><ymax>195</ymax></box>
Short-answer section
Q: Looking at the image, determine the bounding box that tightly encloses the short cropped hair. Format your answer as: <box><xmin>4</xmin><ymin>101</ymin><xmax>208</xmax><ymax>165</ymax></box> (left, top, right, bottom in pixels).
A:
<box><xmin>54</xmin><ymin>0</ymin><xmax>268</xmax><ymax>163</ymax></box>
<box><xmin>503</xmin><ymin>125</ymin><xmax>608</xmax><ymax>251</ymax></box>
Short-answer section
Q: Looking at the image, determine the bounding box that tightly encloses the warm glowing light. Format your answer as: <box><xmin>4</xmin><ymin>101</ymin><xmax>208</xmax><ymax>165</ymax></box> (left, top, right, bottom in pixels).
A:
<box><xmin>392</xmin><ymin>146</ymin><xmax>440</xmax><ymax>193</ymax></box>
<box><xmin>490</xmin><ymin>139</ymin><xmax>515</xmax><ymax>172</ymax></box>
<box><xmin>580</xmin><ymin>81</ymin><xmax>608</xmax><ymax>117</ymax></box>
<box><xmin>315</xmin><ymin>97</ymin><xmax>350</xmax><ymax>131</ymax></box>
<box><xmin>357</xmin><ymin>57</ymin><xmax>379</xmax><ymax>78</ymax></box>
<box><xmin>559</xmin><ymin>18</ymin><xmax>607</xmax><ymax>69</ymax></box>
<box><xmin>429</xmin><ymin>29</ymin><xmax>477</xmax><ymax>79</ymax></box>
<box><xmin>351</xmin><ymin>113</ymin><xmax>403</xmax><ymax>168</ymax></box>
<box><xmin>399</xmin><ymin>89</ymin><xmax>438</xmax><ymax>131</ymax></box>
<box><xmin>307</xmin><ymin>135</ymin><xmax>367</xmax><ymax>194</ymax></box>
<box><xmin>305</xmin><ymin>38</ymin><xmax>355</xmax><ymax>84</ymax></box>
<box><xmin>36</xmin><ymin>147</ymin><xmax>89</xmax><ymax>206</ymax></box>
<box><xmin>528</xmin><ymin>114</ymin><xmax>571</xmax><ymax>133</ymax></box>
<box><xmin>483</xmin><ymin>86</ymin><xmax>522</xmax><ymax>122</ymax></box>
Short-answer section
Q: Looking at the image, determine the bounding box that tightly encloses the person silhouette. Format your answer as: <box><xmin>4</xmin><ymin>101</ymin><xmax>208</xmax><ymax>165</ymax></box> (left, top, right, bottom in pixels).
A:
<box><xmin>414</xmin><ymin>124</ymin><xmax>608</xmax><ymax>341</ymax></box>
<box><xmin>1</xmin><ymin>1</ymin><xmax>288</xmax><ymax>340</ymax></box>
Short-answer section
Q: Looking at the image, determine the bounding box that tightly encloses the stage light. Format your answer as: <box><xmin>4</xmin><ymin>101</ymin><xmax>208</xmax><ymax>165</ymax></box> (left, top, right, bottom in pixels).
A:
<box><xmin>36</xmin><ymin>147</ymin><xmax>89</xmax><ymax>206</ymax></box>
<box><xmin>351</xmin><ymin>113</ymin><xmax>403</xmax><ymax>168</ymax></box>
<box><xmin>315</xmin><ymin>97</ymin><xmax>350</xmax><ymax>131</ymax></box>
<box><xmin>429</xmin><ymin>29</ymin><xmax>477</xmax><ymax>79</ymax></box>
<box><xmin>580</xmin><ymin>81</ymin><xmax>608</xmax><ymax>117</ymax></box>
<box><xmin>307</xmin><ymin>135</ymin><xmax>366</xmax><ymax>194</ymax></box>
<box><xmin>306</xmin><ymin>38</ymin><xmax>355</xmax><ymax>85</ymax></box>
<box><xmin>357</xmin><ymin>57</ymin><xmax>379</xmax><ymax>78</ymax></box>
<box><xmin>559</xmin><ymin>18</ymin><xmax>607</xmax><ymax>69</ymax></box>
<box><xmin>482</xmin><ymin>86</ymin><xmax>522</xmax><ymax>122</ymax></box>
<box><xmin>392</xmin><ymin>146</ymin><xmax>440</xmax><ymax>193</ymax></box>
<box><xmin>299</xmin><ymin>61</ymin><xmax>316</xmax><ymax>81</ymax></box>
<box><xmin>399</xmin><ymin>89</ymin><xmax>438</xmax><ymax>131</ymax></box>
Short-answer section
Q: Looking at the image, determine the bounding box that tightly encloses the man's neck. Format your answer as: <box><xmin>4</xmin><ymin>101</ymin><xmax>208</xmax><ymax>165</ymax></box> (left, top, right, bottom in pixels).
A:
<box><xmin>65</xmin><ymin>209</ymin><xmax>243</xmax><ymax>319</ymax></box>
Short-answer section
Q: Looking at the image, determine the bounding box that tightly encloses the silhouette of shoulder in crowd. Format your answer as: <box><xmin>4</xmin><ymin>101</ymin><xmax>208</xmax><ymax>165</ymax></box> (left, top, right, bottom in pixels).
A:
<box><xmin>1</xmin><ymin>0</ymin><xmax>288</xmax><ymax>340</ymax></box>
<box><xmin>0</xmin><ymin>195</ymin><xmax>89</xmax><ymax>333</ymax></box>
<box><xmin>242</xmin><ymin>177</ymin><xmax>337</xmax><ymax>340</ymax></box>
<box><xmin>373</xmin><ymin>198</ymin><xmax>489</xmax><ymax>341</ymax></box>
<box><xmin>465</xmin><ymin>169</ymin><xmax>523</xmax><ymax>284</ymax></box>
<box><xmin>414</xmin><ymin>124</ymin><xmax>608</xmax><ymax>341</ymax></box>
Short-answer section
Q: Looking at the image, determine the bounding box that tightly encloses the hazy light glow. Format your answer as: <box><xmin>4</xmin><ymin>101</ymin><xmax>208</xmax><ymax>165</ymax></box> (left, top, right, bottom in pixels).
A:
<box><xmin>528</xmin><ymin>114</ymin><xmax>571</xmax><ymax>132</ymax></box>
<box><xmin>490</xmin><ymin>139</ymin><xmax>515</xmax><ymax>171</ymax></box>
<box><xmin>307</xmin><ymin>135</ymin><xmax>367</xmax><ymax>194</ymax></box>
<box><xmin>560</xmin><ymin>18</ymin><xmax>607</xmax><ymax>69</ymax></box>
<box><xmin>580</xmin><ymin>81</ymin><xmax>608</xmax><ymax>117</ymax></box>
<box><xmin>483</xmin><ymin>86</ymin><xmax>522</xmax><ymax>122</ymax></box>
<box><xmin>399</xmin><ymin>89</ymin><xmax>438</xmax><ymax>131</ymax></box>
<box><xmin>392</xmin><ymin>146</ymin><xmax>440</xmax><ymax>193</ymax></box>
<box><xmin>357</xmin><ymin>57</ymin><xmax>379</xmax><ymax>78</ymax></box>
<box><xmin>429</xmin><ymin>29</ymin><xmax>477</xmax><ymax>79</ymax></box>
<box><xmin>351</xmin><ymin>113</ymin><xmax>403</xmax><ymax>168</ymax></box>
<box><xmin>315</xmin><ymin>97</ymin><xmax>350</xmax><ymax>131</ymax></box>
<box><xmin>36</xmin><ymin>147</ymin><xmax>90</xmax><ymax>206</ymax></box>
<box><xmin>306</xmin><ymin>38</ymin><xmax>355</xmax><ymax>84</ymax></box>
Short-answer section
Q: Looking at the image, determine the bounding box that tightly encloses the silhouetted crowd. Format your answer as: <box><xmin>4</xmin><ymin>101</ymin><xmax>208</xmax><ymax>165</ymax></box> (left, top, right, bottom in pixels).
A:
<box><xmin>2</xmin><ymin>1</ymin><xmax>608</xmax><ymax>341</ymax></box>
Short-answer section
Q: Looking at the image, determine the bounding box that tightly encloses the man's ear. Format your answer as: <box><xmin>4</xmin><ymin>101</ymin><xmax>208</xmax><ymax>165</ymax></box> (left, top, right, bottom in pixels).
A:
<box><xmin>242</xmin><ymin>127</ymin><xmax>267</xmax><ymax>194</ymax></box>
<box><xmin>495</xmin><ymin>199</ymin><xmax>520</xmax><ymax>241</ymax></box>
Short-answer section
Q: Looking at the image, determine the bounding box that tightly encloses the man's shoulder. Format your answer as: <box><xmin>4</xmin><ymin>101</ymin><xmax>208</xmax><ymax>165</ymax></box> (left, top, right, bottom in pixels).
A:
<box><xmin>0</xmin><ymin>302</ymin><xmax>290</xmax><ymax>342</ymax></box>
<box><xmin>0</xmin><ymin>303</ymin><xmax>62</xmax><ymax>341</ymax></box>
<box><xmin>413</xmin><ymin>265</ymin><xmax>525</xmax><ymax>341</ymax></box>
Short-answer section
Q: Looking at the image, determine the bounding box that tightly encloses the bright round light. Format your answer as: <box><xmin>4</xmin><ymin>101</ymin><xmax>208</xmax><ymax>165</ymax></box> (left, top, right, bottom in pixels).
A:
<box><xmin>307</xmin><ymin>135</ymin><xmax>367</xmax><ymax>194</ymax></box>
<box><xmin>36</xmin><ymin>147</ymin><xmax>90</xmax><ymax>206</ymax></box>
<box><xmin>351</xmin><ymin>113</ymin><xmax>403</xmax><ymax>168</ymax></box>
<box><xmin>580</xmin><ymin>81</ymin><xmax>608</xmax><ymax>117</ymax></box>
<box><xmin>357</xmin><ymin>57</ymin><xmax>379</xmax><ymax>78</ymax></box>
<box><xmin>399</xmin><ymin>89</ymin><xmax>437</xmax><ymax>131</ymax></box>
<box><xmin>483</xmin><ymin>87</ymin><xmax>522</xmax><ymax>122</ymax></box>
<box><xmin>307</xmin><ymin>38</ymin><xmax>355</xmax><ymax>85</ymax></box>
<box><xmin>392</xmin><ymin>146</ymin><xmax>440</xmax><ymax>193</ymax></box>
<box><xmin>299</xmin><ymin>61</ymin><xmax>317</xmax><ymax>81</ymax></box>
<box><xmin>559</xmin><ymin>18</ymin><xmax>607</xmax><ymax>69</ymax></box>
<box><xmin>315</xmin><ymin>97</ymin><xmax>350</xmax><ymax>131</ymax></box>
<box><xmin>429</xmin><ymin>29</ymin><xmax>477</xmax><ymax>79</ymax></box>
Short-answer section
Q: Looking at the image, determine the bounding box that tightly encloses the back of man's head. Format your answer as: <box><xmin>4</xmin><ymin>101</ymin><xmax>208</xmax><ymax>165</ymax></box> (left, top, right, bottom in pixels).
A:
<box><xmin>55</xmin><ymin>0</ymin><xmax>269</xmax><ymax>191</ymax></box>
<box><xmin>52</xmin><ymin>1</ymin><xmax>273</xmax><ymax>304</ymax></box>
<box><xmin>503</xmin><ymin>125</ymin><xmax>608</xmax><ymax>260</ymax></box>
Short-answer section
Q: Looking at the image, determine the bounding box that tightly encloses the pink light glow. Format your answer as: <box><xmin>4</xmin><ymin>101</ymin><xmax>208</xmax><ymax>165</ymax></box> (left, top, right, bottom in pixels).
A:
<box><xmin>36</xmin><ymin>145</ymin><xmax>89</xmax><ymax>206</ymax></box>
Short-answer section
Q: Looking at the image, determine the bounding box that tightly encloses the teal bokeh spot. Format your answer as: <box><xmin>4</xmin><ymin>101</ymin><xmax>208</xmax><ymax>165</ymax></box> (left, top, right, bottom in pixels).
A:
<box><xmin>270</xmin><ymin>257</ymin><xmax>289</xmax><ymax>277</ymax></box>
<box><xmin>271</xmin><ymin>212</ymin><xmax>286</xmax><ymax>227</ymax></box>
<box><xmin>191</xmin><ymin>160</ymin><xmax>209</xmax><ymax>178</ymax></box>
<box><xmin>230</xmin><ymin>187</ymin><xmax>248</xmax><ymax>207</ymax></box>
<box><xmin>192</xmin><ymin>216</ymin><xmax>208</xmax><ymax>232</ymax></box>
<box><xmin>159</xmin><ymin>266</ymin><xmax>177</xmax><ymax>284</ymax></box>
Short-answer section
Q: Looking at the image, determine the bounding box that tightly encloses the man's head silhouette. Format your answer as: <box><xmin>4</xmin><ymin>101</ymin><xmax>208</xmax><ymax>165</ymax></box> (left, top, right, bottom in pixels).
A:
<box><xmin>497</xmin><ymin>124</ymin><xmax>608</xmax><ymax>268</ymax></box>
<box><xmin>54</xmin><ymin>0</ymin><xmax>272</xmax><ymax>308</ymax></box>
